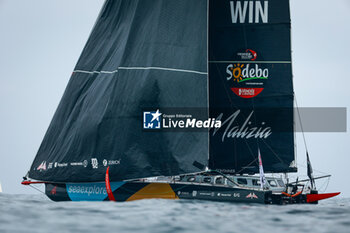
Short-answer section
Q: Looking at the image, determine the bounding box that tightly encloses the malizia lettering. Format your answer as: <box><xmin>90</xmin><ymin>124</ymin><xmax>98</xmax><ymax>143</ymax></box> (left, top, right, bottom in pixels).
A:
<box><xmin>213</xmin><ymin>110</ymin><xmax>272</xmax><ymax>142</ymax></box>
<box><xmin>230</xmin><ymin>1</ymin><xmax>268</xmax><ymax>24</ymax></box>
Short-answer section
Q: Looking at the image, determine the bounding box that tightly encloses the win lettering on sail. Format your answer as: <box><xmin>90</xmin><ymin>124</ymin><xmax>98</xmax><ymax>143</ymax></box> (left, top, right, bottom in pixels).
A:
<box><xmin>22</xmin><ymin>0</ymin><xmax>340</xmax><ymax>204</ymax></box>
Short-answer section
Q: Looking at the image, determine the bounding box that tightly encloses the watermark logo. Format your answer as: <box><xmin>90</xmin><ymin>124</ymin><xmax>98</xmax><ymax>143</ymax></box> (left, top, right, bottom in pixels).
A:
<box><xmin>143</xmin><ymin>109</ymin><xmax>221</xmax><ymax>130</ymax></box>
<box><xmin>143</xmin><ymin>109</ymin><xmax>162</xmax><ymax>129</ymax></box>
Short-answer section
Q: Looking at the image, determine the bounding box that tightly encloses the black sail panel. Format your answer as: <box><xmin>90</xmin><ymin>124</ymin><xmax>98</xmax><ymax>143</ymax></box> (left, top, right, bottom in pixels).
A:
<box><xmin>28</xmin><ymin>0</ymin><xmax>208</xmax><ymax>182</ymax></box>
<box><xmin>208</xmin><ymin>0</ymin><xmax>296</xmax><ymax>173</ymax></box>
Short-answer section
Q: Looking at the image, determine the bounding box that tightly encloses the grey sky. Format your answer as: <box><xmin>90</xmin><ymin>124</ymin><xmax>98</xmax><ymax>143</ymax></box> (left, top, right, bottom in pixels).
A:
<box><xmin>0</xmin><ymin>0</ymin><xmax>349</xmax><ymax>197</ymax></box>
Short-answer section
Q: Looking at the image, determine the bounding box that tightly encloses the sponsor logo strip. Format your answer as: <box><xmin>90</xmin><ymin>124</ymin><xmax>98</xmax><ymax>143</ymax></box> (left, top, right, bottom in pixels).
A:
<box><xmin>66</xmin><ymin>182</ymin><xmax>124</xmax><ymax>201</ymax></box>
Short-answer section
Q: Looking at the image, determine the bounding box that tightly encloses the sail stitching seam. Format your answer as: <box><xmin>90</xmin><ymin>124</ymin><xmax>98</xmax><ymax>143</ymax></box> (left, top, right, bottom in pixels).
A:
<box><xmin>73</xmin><ymin>67</ymin><xmax>207</xmax><ymax>75</ymax></box>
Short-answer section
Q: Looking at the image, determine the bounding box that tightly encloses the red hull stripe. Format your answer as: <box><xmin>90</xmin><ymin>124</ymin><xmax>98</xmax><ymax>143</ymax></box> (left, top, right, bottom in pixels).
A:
<box><xmin>307</xmin><ymin>192</ymin><xmax>340</xmax><ymax>203</ymax></box>
<box><xmin>21</xmin><ymin>181</ymin><xmax>47</xmax><ymax>185</ymax></box>
<box><xmin>105</xmin><ymin>166</ymin><xmax>116</xmax><ymax>201</ymax></box>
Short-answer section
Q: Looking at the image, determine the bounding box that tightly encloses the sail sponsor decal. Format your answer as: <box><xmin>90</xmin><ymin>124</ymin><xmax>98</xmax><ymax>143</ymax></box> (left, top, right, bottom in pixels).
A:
<box><xmin>38</xmin><ymin>158</ymin><xmax>119</xmax><ymax>171</ymax></box>
<box><xmin>143</xmin><ymin>109</ymin><xmax>221</xmax><ymax>130</ymax></box>
<box><xmin>230</xmin><ymin>1</ymin><xmax>269</xmax><ymax>24</ymax></box>
<box><xmin>91</xmin><ymin>158</ymin><xmax>98</xmax><ymax>169</ymax></box>
<box><xmin>226</xmin><ymin>63</ymin><xmax>268</xmax><ymax>98</ymax></box>
<box><xmin>70</xmin><ymin>161</ymin><xmax>87</xmax><ymax>167</ymax></box>
<box><xmin>54</xmin><ymin>162</ymin><xmax>68</xmax><ymax>168</ymax></box>
<box><xmin>37</xmin><ymin>161</ymin><xmax>47</xmax><ymax>171</ymax></box>
<box><xmin>237</xmin><ymin>49</ymin><xmax>257</xmax><ymax>61</ymax></box>
<box><xmin>103</xmin><ymin>159</ymin><xmax>121</xmax><ymax>167</ymax></box>
<box><xmin>48</xmin><ymin>160</ymin><xmax>88</xmax><ymax>169</ymax></box>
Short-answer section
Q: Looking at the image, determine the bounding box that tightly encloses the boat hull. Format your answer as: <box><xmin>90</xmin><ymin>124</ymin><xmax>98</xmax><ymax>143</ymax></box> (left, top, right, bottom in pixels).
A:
<box><xmin>45</xmin><ymin>182</ymin><xmax>268</xmax><ymax>204</ymax></box>
<box><xmin>44</xmin><ymin>182</ymin><xmax>339</xmax><ymax>204</ymax></box>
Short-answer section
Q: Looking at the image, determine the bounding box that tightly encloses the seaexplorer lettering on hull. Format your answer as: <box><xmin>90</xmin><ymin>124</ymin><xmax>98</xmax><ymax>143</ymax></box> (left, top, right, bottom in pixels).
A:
<box><xmin>230</xmin><ymin>1</ymin><xmax>268</xmax><ymax>24</ymax></box>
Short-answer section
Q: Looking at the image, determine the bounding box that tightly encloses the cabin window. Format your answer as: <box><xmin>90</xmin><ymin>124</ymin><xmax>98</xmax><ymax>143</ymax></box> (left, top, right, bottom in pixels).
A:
<box><xmin>187</xmin><ymin>176</ymin><xmax>195</xmax><ymax>182</ymax></box>
<box><xmin>277</xmin><ymin>179</ymin><xmax>285</xmax><ymax>187</ymax></box>
<box><xmin>215</xmin><ymin>177</ymin><xmax>223</xmax><ymax>184</ymax></box>
<box><xmin>203</xmin><ymin>177</ymin><xmax>212</xmax><ymax>183</ymax></box>
<box><xmin>268</xmin><ymin>180</ymin><xmax>278</xmax><ymax>187</ymax></box>
<box><xmin>237</xmin><ymin>178</ymin><xmax>247</xmax><ymax>185</ymax></box>
<box><xmin>252</xmin><ymin>179</ymin><xmax>261</xmax><ymax>186</ymax></box>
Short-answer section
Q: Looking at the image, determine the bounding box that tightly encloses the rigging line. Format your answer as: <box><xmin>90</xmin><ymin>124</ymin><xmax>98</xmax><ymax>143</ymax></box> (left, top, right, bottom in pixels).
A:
<box><xmin>295</xmin><ymin>95</ymin><xmax>308</xmax><ymax>152</ymax></box>
<box><xmin>206</xmin><ymin>0</ymin><xmax>210</xmax><ymax>165</ymax></box>
<box><xmin>29</xmin><ymin>184</ymin><xmax>45</xmax><ymax>195</ymax></box>
<box><xmin>295</xmin><ymin>162</ymin><xmax>329</xmax><ymax>175</ymax></box>
<box><xmin>242</xmin><ymin>20</ymin><xmax>259</xmax><ymax>165</ymax></box>
<box><xmin>261</xmin><ymin>139</ymin><xmax>286</xmax><ymax>164</ymax></box>
<box><xmin>235</xmin><ymin>158</ymin><xmax>258</xmax><ymax>174</ymax></box>
<box><xmin>211</xmin><ymin>59</ymin><xmax>257</xmax><ymax>165</ymax></box>
<box><xmin>251</xmin><ymin>96</ymin><xmax>260</xmax><ymax>156</ymax></box>
<box><xmin>318</xmin><ymin>176</ymin><xmax>330</xmax><ymax>193</ymax></box>
<box><xmin>208</xmin><ymin>20</ymin><xmax>260</xmax><ymax>168</ymax></box>
<box><xmin>243</xmin><ymin>20</ymin><xmax>259</xmax><ymax>165</ymax></box>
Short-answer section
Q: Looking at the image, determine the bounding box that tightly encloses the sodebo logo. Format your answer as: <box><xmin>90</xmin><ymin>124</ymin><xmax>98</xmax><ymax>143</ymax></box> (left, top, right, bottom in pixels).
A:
<box><xmin>226</xmin><ymin>63</ymin><xmax>268</xmax><ymax>98</ymax></box>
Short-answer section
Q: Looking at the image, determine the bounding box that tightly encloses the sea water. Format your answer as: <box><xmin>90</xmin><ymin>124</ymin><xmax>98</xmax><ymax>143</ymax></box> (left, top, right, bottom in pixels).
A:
<box><xmin>0</xmin><ymin>193</ymin><xmax>349</xmax><ymax>233</ymax></box>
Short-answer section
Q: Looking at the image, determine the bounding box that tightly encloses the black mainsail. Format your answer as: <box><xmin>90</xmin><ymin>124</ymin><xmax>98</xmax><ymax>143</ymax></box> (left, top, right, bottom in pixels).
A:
<box><xmin>28</xmin><ymin>0</ymin><xmax>208</xmax><ymax>183</ymax></box>
<box><xmin>208</xmin><ymin>0</ymin><xmax>296</xmax><ymax>174</ymax></box>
